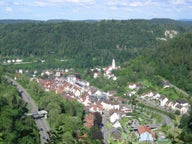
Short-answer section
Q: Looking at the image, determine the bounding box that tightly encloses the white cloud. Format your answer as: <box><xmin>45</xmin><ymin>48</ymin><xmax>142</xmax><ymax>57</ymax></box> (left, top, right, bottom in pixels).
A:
<box><xmin>169</xmin><ymin>0</ymin><xmax>187</xmax><ymax>5</ymax></box>
<box><xmin>106</xmin><ymin>0</ymin><xmax>160</xmax><ymax>8</ymax></box>
<box><xmin>48</xmin><ymin>0</ymin><xmax>95</xmax><ymax>4</ymax></box>
<box><xmin>33</xmin><ymin>1</ymin><xmax>48</xmax><ymax>7</ymax></box>
<box><xmin>5</xmin><ymin>7</ymin><xmax>13</xmax><ymax>12</ymax></box>
<box><xmin>12</xmin><ymin>2</ymin><xmax>21</xmax><ymax>6</ymax></box>
<box><xmin>129</xmin><ymin>1</ymin><xmax>143</xmax><ymax>7</ymax></box>
<box><xmin>9</xmin><ymin>0</ymin><xmax>95</xmax><ymax>8</ymax></box>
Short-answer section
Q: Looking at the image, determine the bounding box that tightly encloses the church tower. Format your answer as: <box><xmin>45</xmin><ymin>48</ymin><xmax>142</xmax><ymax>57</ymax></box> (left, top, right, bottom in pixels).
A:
<box><xmin>112</xmin><ymin>59</ymin><xmax>116</xmax><ymax>69</ymax></box>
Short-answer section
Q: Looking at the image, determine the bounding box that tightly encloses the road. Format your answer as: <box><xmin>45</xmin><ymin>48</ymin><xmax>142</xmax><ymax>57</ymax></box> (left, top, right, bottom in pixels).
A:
<box><xmin>5</xmin><ymin>76</ymin><xmax>50</xmax><ymax>144</ymax></box>
<box><xmin>160</xmin><ymin>114</ymin><xmax>174</xmax><ymax>128</ymax></box>
<box><xmin>101</xmin><ymin>110</ymin><xmax>111</xmax><ymax>144</ymax></box>
<box><xmin>136</xmin><ymin>98</ymin><xmax>174</xmax><ymax>128</ymax></box>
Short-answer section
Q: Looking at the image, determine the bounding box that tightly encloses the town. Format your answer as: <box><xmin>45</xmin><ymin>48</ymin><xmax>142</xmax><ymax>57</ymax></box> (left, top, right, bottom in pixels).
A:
<box><xmin>13</xmin><ymin>59</ymin><xmax>190</xmax><ymax>143</ymax></box>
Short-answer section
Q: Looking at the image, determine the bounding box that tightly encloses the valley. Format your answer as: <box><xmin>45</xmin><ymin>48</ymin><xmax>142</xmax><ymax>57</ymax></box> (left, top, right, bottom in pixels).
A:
<box><xmin>0</xmin><ymin>19</ymin><xmax>192</xmax><ymax>143</ymax></box>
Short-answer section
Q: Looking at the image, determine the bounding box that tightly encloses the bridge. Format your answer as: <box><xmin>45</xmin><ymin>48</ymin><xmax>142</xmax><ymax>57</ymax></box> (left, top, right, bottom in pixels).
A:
<box><xmin>26</xmin><ymin>110</ymin><xmax>48</xmax><ymax>119</ymax></box>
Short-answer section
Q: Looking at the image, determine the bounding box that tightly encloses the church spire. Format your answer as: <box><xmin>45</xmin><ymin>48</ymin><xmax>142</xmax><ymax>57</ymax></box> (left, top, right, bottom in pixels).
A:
<box><xmin>112</xmin><ymin>59</ymin><xmax>115</xmax><ymax>69</ymax></box>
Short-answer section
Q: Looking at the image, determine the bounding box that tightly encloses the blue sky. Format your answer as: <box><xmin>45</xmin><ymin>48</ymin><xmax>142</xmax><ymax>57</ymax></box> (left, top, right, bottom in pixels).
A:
<box><xmin>0</xmin><ymin>0</ymin><xmax>192</xmax><ymax>20</ymax></box>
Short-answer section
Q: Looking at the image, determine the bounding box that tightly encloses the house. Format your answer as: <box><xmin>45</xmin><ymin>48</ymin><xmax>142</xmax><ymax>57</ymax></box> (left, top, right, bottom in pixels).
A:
<box><xmin>176</xmin><ymin>99</ymin><xmax>189</xmax><ymax>107</ymax></box>
<box><xmin>88</xmin><ymin>87</ymin><xmax>97</xmax><ymax>95</ymax></box>
<box><xmin>128</xmin><ymin>91</ymin><xmax>137</xmax><ymax>97</ymax></box>
<box><xmin>72</xmin><ymin>85</ymin><xmax>82</xmax><ymax>97</ymax></box>
<box><xmin>84</xmin><ymin>113</ymin><xmax>94</xmax><ymax>128</ymax></box>
<box><xmin>159</xmin><ymin>96</ymin><xmax>169</xmax><ymax>106</ymax></box>
<box><xmin>147</xmin><ymin>91</ymin><xmax>154</xmax><ymax>98</ymax></box>
<box><xmin>91</xmin><ymin>68</ymin><xmax>102</xmax><ymax>79</ymax></box>
<box><xmin>67</xmin><ymin>75</ymin><xmax>76</xmax><ymax>84</ymax></box>
<box><xmin>162</xmin><ymin>81</ymin><xmax>170</xmax><ymax>88</ymax></box>
<box><xmin>89</xmin><ymin>102</ymin><xmax>103</xmax><ymax>114</ymax></box>
<box><xmin>16</xmin><ymin>59</ymin><xmax>23</xmax><ymax>63</ymax></box>
<box><xmin>165</xmin><ymin>100</ymin><xmax>173</xmax><ymax>108</ymax></box>
<box><xmin>55</xmin><ymin>86</ymin><xmax>64</xmax><ymax>94</ymax></box>
<box><xmin>171</xmin><ymin>101</ymin><xmax>179</xmax><ymax>110</ymax></box>
<box><xmin>107</xmin><ymin>90</ymin><xmax>116</xmax><ymax>97</ymax></box>
<box><xmin>128</xmin><ymin>83</ymin><xmax>140</xmax><ymax>90</ymax></box>
<box><xmin>75</xmin><ymin>78</ymin><xmax>90</xmax><ymax>87</ymax></box>
<box><xmin>112</xmin><ymin>120</ymin><xmax>122</xmax><ymax>128</ymax></box>
<box><xmin>94</xmin><ymin>90</ymin><xmax>107</xmax><ymax>101</ymax></box>
<box><xmin>110</xmin><ymin>112</ymin><xmax>120</xmax><ymax>123</ymax></box>
<box><xmin>63</xmin><ymin>82</ymin><xmax>72</xmax><ymax>92</ymax></box>
<box><xmin>44</xmin><ymin>81</ymin><xmax>51</xmax><ymax>91</ymax></box>
<box><xmin>174</xmin><ymin>99</ymin><xmax>189</xmax><ymax>114</ymax></box>
<box><xmin>7</xmin><ymin>60</ymin><xmax>11</xmax><ymax>63</ymax></box>
<box><xmin>41</xmin><ymin>70</ymin><xmax>53</xmax><ymax>76</ymax></box>
<box><xmin>101</xmin><ymin>101</ymin><xmax>120</xmax><ymax>111</ymax></box>
<box><xmin>120</xmin><ymin>106</ymin><xmax>132</xmax><ymax>114</ymax></box>
<box><xmin>140</xmin><ymin>91</ymin><xmax>153</xmax><ymax>99</ymax></box>
<box><xmin>55</xmin><ymin>71</ymin><xmax>62</xmax><ymax>77</ymax></box>
<box><xmin>79</xmin><ymin>93</ymin><xmax>91</xmax><ymax>106</ymax></box>
<box><xmin>153</xmin><ymin>93</ymin><xmax>161</xmax><ymax>100</ymax></box>
<box><xmin>138</xmin><ymin>125</ymin><xmax>156</xmax><ymax>142</ymax></box>
<box><xmin>175</xmin><ymin>104</ymin><xmax>188</xmax><ymax>114</ymax></box>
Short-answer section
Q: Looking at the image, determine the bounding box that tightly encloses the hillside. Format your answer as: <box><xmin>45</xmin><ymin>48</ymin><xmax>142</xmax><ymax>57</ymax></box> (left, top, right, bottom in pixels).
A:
<box><xmin>0</xmin><ymin>19</ymin><xmax>192</xmax><ymax>68</ymax></box>
<box><xmin>153</xmin><ymin>32</ymin><xmax>192</xmax><ymax>95</ymax></box>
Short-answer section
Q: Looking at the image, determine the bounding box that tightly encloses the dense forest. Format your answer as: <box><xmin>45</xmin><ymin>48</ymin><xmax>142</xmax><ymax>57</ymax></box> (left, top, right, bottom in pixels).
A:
<box><xmin>153</xmin><ymin>33</ymin><xmax>192</xmax><ymax>95</ymax></box>
<box><xmin>0</xmin><ymin>19</ymin><xmax>192</xmax><ymax>67</ymax></box>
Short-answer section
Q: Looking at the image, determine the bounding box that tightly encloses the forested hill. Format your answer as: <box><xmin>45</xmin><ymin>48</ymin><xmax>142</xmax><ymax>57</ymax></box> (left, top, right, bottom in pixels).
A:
<box><xmin>0</xmin><ymin>19</ymin><xmax>192</xmax><ymax>67</ymax></box>
<box><xmin>153</xmin><ymin>32</ymin><xmax>192</xmax><ymax>95</ymax></box>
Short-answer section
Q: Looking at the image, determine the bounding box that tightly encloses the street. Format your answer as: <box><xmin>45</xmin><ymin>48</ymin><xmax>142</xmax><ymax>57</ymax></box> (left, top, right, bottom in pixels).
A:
<box><xmin>101</xmin><ymin>110</ymin><xmax>110</xmax><ymax>144</ymax></box>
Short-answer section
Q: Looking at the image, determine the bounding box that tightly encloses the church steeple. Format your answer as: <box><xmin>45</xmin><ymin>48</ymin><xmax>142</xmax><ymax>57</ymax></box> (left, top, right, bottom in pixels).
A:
<box><xmin>112</xmin><ymin>59</ymin><xmax>115</xmax><ymax>69</ymax></box>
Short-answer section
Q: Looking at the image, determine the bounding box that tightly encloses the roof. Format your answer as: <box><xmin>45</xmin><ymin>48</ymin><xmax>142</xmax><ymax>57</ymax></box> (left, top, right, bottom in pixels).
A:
<box><xmin>176</xmin><ymin>98</ymin><xmax>188</xmax><ymax>104</ymax></box>
<box><xmin>138</xmin><ymin>125</ymin><xmax>155</xmax><ymax>139</ymax></box>
<box><xmin>84</xmin><ymin>113</ymin><xmax>94</xmax><ymax>128</ymax></box>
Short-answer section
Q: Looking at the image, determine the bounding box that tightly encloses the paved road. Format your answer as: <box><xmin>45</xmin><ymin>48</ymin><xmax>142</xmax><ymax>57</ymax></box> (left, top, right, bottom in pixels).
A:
<box><xmin>160</xmin><ymin>114</ymin><xmax>174</xmax><ymax>128</ymax></box>
<box><xmin>101</xmin><ymin>110</ymin><xmax>111</xmax><ymax>144</ymax></box>
<box><xmin>5</xmin><ymin>76</ymin><xmax>50</xmax><ymax>144</ymax></box>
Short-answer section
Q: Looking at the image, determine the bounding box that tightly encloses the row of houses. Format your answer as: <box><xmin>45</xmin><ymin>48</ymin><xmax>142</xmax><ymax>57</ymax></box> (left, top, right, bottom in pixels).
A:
<box><xmin>3</xmin><ymin>58</ymin><xmax>23</xmax><ymax>64</ymax></box>
<box><xmin>140</xmin><ymin>90</ymin><xmax>189</xmax><ymax>114</ymax></box>
<box><xmin>128</xmin><ymin>82</ymin><xmax>190</xmax><ymax>114</ymax></box>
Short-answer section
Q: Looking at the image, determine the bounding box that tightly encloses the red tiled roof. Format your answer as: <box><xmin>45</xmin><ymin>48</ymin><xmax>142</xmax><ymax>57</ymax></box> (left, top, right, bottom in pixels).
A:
<box><xmin>138</xmin><ymin>125</ymin><xmax>155</xmax><ymax>139</ymax></box>
<box><xmin>84</xmin><ymin>113</ymin><xmax>94</xmax><ymax>128</ymax></box>
<box><xmin>56</xmin><ymin>86</ymin><xmax>64</xmax><ymax>94</ymax></box>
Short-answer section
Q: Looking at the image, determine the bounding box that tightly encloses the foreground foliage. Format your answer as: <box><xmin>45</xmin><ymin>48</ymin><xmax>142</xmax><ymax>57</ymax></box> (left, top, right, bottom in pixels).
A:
<box><xmin>0</xmin><ymin>67</ymin><xmax>40</xmax><ymax>144</ymax></box>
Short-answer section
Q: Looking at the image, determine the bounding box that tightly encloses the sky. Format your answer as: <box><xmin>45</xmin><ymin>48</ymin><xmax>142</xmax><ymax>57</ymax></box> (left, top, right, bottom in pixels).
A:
<box><xmin>0</xmin><ymin>0</ymin><xmax>192</xmax><ymax>20</ymax></box>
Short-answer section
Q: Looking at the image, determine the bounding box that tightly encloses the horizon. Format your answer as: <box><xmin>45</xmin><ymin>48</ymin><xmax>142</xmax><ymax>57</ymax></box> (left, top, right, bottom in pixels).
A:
<box><xmin>0</xmin><ymin>0</ymin><xmax>192</xmax><ymax>20</ymax></box>
<box><xmin>0</xmin><ymin>18</ymin><xmax>192</xmax><ymax>22</ymax></box>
